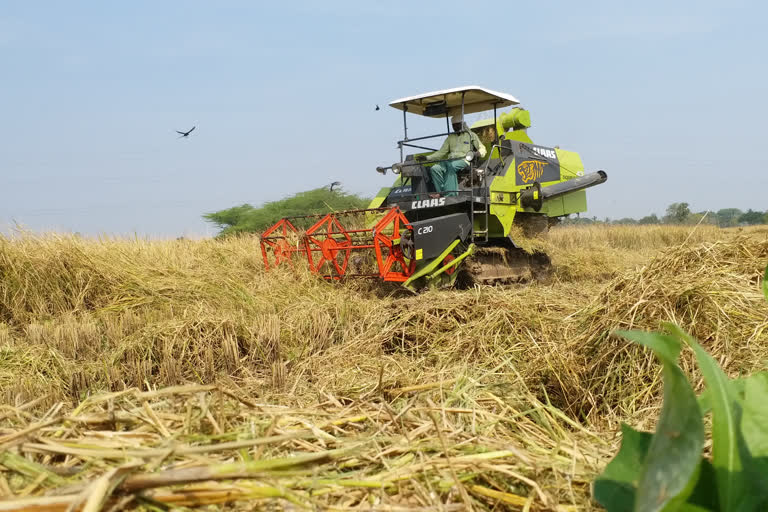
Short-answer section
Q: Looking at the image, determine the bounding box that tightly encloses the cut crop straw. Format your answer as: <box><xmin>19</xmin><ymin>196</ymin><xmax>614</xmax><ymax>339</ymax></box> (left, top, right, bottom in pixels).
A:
<box><xmin>1</xmin><ymin>224</ymin><xmax>766</xmax><ymax>509</ymax></box>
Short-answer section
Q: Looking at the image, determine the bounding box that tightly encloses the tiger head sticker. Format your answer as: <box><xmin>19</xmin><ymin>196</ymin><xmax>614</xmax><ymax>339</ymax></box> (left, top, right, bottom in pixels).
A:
<box><xmin>517</xmin><ymin>160</ymin><xmax>547</xmax><ymax>184</ymax></box>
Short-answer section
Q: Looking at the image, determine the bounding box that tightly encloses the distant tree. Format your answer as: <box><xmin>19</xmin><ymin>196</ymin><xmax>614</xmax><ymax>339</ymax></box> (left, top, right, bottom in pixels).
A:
<box><xmin>204</xmin><ymin>204</ymin><xmax>254</xmax><ymax>232</ymax></box>
<box><xmin>663</xmin><ymin>202</ymin><xmax>691</xmax><ymax>224</ymax></box>
<box><xmin>638</xmin><ymin>214</ymin><xmax>660</xmax><ymax>225</ymax></box>
<box><xmin>716</xmin><ymin>208</ymin><xmax>743</xmax><ymax>227</ymax></box>
<box><xmin>738</xmin><ymin>209</ymin><xmax>766</xmax><ymax>225</ymax></box>
<box><xmin>614</xmin><ymin>217</ymin><xmax>638</xmax><ymax>225</ymax></box>
<box><xmin>204</xmin><ymin>187</ymin><xmax>370</xmax><ymax>236</ymax></box>
<box><xmin>688</xmin><ymin>211</ymin><xmax>717</xmax><ymax>225</ymax></box>
<box><xmin>561</xmin><ymin>215</ymin><xmax>596</xmax><ymax>225</ymax></box>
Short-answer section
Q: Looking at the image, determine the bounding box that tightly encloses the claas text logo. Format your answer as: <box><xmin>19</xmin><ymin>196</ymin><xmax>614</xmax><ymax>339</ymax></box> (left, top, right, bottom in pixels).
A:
<box><xmin>517</xmin><ymin>160</ymin><xmax>547</xmax><ymax>183</ymax></box>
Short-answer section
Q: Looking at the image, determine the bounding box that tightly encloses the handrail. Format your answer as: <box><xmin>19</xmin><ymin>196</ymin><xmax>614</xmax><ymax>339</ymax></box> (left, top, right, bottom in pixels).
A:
<box><xmin>397</xmin><ymin>131</ymin><xmax>452</xmax><ymax>144</ymax></box>
<box><xmin>401</xmin><ymin>142</ymin><xmax>438</xmax><ymax>152</ymax></box>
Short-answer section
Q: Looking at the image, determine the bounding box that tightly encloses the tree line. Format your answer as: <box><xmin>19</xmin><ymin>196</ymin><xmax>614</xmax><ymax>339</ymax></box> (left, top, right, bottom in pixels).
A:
<box><xmin>564</xmin><ymin>203</ymin><xmax>768</xmax><ymax>227</ymax></box>
<box><xmin>204</xmin><ymin>187</ymin><xmax>370</xmax><ymax>236</ymax></box>
<box><xmin>205</xmin><ymin>192</ymin><xmax>766</xmax><ymax>237</ymax></box>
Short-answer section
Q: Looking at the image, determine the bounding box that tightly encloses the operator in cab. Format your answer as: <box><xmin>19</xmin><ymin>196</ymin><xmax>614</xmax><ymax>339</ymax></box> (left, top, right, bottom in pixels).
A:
<box><xmin>416</xmin><ymin>113</ymin><xmax>487</xmax><ymax>197</ymax></box>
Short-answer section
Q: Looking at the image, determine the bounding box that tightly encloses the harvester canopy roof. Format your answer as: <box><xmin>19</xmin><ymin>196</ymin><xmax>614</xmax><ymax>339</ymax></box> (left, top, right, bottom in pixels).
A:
<box><xmin>389</xmin><ymin>86</ymin><xmax>520</xmax><ymax>118</ymax></box>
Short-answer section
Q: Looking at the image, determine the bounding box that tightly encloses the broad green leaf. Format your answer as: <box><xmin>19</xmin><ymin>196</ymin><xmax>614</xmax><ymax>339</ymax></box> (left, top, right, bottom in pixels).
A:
<box><xmin>698</xmin><ymin>378</ymin><xmax>747</xmax><ymax>416</ymax></box>
<box><xmin>741</xmin><ymin>372</ymin><xmax>768</xmax><ymax>458</ymax></box>
<box><xmin>617</xmin><ymin>330</ymin><xmax>705</xmax><ymax>512</ymax></box>
<box><xmin>617</xmin><ymin>329</ymin><xmax>681</xmax><ymax>365</ymax></box>
<box><xmin>661</xmin><ymin>461</ymin><xmax>703</xmax><ymax>512</ymax></box>
<box><xmin>740</xmin><ymin>372</ymin><xmax>768</xmax><ymax>503</ymax></box>
<box><xmin>697</xmin><ymin>388</ymin><xmax>711</xmax><ymax>415</ymax></box>
<box><xmin>664</xmin><ymin>323</ymin><xmax>744</xmax><ymax>512</ymax></box>
<box><xmin>685</xmin><ymin>459</ymin><xmax>720</xmax><ymax>511</ymax></box>
<box><xmin>593</xmin><ymin>424</ymin><xmax>653</xmax><ymax>512</ymax></box>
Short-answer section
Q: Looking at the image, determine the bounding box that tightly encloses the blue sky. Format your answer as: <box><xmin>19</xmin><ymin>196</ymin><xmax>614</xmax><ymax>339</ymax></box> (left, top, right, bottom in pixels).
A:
<box><xmin>1</xmin><ymin>1</ymin><xmax>765</xmax><ymax>236</ymax></box>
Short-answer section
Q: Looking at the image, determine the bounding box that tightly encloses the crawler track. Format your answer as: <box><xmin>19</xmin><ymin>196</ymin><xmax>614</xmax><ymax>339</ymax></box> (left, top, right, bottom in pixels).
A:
<box><xmin>456</xmin><ymin>246</ymin><xmax>552</xmax><ymax>287</ymax></box>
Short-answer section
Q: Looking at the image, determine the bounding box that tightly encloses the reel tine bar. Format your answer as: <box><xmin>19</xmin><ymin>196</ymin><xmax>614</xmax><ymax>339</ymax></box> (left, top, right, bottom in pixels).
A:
<box><xmin>259</xmin><ymin>218</ymin><xmax>301</xmax><ymax>269</ymax></box>
<box><xmin>260</xmin><ymin>207</ymin><xmax>415</xmax><ymax>282</ymax></box>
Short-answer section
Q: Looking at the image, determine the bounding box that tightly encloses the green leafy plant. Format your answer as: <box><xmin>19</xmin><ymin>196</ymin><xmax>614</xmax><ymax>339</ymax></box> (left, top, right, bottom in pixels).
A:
<box><xmin>594</xmin><ymin>265</ymin><xmax>768</xmax><ymax>511</ymax></box>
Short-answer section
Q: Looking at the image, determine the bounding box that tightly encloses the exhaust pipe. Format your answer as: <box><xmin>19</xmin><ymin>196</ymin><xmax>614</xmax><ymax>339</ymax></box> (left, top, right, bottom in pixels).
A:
<box><xmin>520</xmin><ymin>170</ymin><xmax>607</xmax><ymax>211</ymax></box>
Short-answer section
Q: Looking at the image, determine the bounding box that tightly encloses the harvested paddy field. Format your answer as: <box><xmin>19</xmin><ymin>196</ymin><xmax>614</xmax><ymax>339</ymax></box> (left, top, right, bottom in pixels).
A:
<box><xmin>1</xmin><ymin>224</ymin><xmax>766</xmax><ymax>510</ymax></box>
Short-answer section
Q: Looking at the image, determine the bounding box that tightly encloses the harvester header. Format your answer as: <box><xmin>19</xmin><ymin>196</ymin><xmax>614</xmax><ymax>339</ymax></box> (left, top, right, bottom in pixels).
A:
<box><xmin>260</xmin><ymin>86</ymin><xmax>607</xmax><ymax>290</ymax></box>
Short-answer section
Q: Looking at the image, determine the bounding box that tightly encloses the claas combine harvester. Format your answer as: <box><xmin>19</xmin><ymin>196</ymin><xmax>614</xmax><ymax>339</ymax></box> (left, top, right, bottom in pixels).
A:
<box><xmin>260</xmin><ymin>86</ymin><xmax>607</xmax><ymax>291</ymax></box>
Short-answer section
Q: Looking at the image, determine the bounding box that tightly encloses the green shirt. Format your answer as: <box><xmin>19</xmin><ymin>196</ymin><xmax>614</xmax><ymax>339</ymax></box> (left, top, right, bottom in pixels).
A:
<box><xmin>425</xmin><ymin>130</ymin><xmax>487</xmax><ymax>161</ymax></box>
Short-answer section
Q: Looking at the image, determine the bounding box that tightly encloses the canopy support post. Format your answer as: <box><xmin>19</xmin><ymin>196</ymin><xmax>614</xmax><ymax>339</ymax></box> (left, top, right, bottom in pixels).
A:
<box><xmin>401</xmin><ymin>105</ymin><xmax>408</xmax><ymax>163</ymax></box>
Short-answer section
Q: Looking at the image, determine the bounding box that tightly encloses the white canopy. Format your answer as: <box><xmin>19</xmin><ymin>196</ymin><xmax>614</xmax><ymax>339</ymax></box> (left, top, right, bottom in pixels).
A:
<box><xmin>389</xmin><ymin>86</ymin><xmax>520</xmax><ymax>118</ymax></box>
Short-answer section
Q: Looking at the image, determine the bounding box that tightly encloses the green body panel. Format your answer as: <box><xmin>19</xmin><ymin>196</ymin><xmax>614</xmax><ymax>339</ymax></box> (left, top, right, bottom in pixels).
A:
<box><xmin>369</xmin><ymin>175</ymin><xmax>406</xmax><ymax>209</ymax></box>
<box><xmin>470</xmin><ymin>116</ymin><xmax>532</xmax><ymax>160</ymax></box>
<box><xmin>403</xmin><ymin>242</ymin><xmax>476</xmax><ymax>291</ymax></box>
<box><xmin>374</xmin><ymin>108</ymin><xmax>596</xmax><ymax>241</ymax></box>
<box><xmin>369</xmin><ymin>187</ymin><xmax>391</xmax><ymax>209</ymax></box>
<box><xmin>485</xmin><ymin>130</ymin><xmax>589</xmax><ymax>235</ymax></box>
<box><xmin>537</xmin><ymin>190</ymin><xmax>588</xmax><ymax>217</ymax></box>
<box><xmin>403</xmin><ymin>239</ymin><xmax>461</xmax><ymax>291</ymax></box>
<box><xmin>488</xmin><ymin>166</ymin><xmax>519</xmax><ymax>237</ymax></box>
<box><xmin>554</xmin><ymin>147</ymin><xmax>585</xmax><ymax>181</ymax></box>
<box><xmin>502</xmin><ymin>130</ymin><xmax>533</xmax><ymax>143</ymax></box>
<box><xmin>485</xmin><ymin>110</ymin><xmax>532</xmax><ymax>236</ymax></box>
<box><xmin>534</xmin><ymin>148</ymin><xmax>587</xmax><ymax>216</ymax></box>
<box><xmin>498</xmin><ymin>108</ymin><xmax>531</xmax><ymax>131</ymax></box>
<box><xmin>477</xmin><ymin>215</ymin><xmax>505</xmax><ymax>238</ymax></box>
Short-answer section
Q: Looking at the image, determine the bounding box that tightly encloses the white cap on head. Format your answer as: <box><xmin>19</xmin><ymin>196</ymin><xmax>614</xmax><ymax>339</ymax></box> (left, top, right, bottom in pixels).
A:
<box><xmin>451</xmin><ymin>113</ymin><xmax>463</xmax><ymax>124</ymax></box>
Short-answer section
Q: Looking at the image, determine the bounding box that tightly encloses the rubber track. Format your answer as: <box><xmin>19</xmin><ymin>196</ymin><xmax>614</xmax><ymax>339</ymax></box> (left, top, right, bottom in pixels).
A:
<box><xmin>457</xmin><ymin>247</ymin><xmax>552</xmax><ymax>287</ymax></box>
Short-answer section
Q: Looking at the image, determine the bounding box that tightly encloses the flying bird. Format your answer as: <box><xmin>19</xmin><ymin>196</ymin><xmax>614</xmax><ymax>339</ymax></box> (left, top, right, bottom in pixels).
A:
<box><xmin>329</xmin><ymin>181</ymin><xmax>342</xmax><ymax>191</ymax></box>
<box><xmin>375</xmin><ymin>105</ymin><xmax>380</xmax><ymax>111</ymax></box>
<box><xmin>176</xmin><ymin>126</ymin><xmax>196</xmax><ymax>138</ymax></box>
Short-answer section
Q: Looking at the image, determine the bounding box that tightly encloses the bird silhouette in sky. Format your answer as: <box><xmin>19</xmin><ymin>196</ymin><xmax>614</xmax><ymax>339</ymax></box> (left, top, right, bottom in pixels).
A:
<box><xmin>329</xmin><ymin>181</ymin><xmax>342</xmax><ymax>191</ymax></box>
<box><xmin>176</xmin><ymin>126</ymin><xmax>196</xmax><ymax>138</ymax></box>
<box><xmin>375</xmin><ymin>105</ymin><xmax>380</xmax><ymax>111</ymax></box>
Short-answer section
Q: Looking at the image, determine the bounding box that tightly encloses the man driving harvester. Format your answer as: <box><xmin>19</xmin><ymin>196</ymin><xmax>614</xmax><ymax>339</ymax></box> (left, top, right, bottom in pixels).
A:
<box><xmin>416</xmin><ymin>113</ymin><xmax>487</xmax><ymax>196</ymax></box>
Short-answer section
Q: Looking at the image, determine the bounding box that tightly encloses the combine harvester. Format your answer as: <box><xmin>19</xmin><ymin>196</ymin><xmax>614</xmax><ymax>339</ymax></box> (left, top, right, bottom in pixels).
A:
<box><xmin>260</xmin><ymin>86</ymin><xmax>607</xmax><ymax>290</ymax></box>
